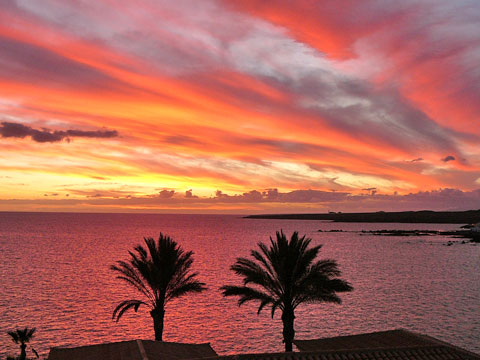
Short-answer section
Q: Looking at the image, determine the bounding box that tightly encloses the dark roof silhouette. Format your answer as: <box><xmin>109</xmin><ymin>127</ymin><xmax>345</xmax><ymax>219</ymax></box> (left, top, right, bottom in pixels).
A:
<box><xmin>292</xmin><ymin>329</ymin><xmax>480</xmax><ymax>360</ymax></box>
<box><xmin>212</xmin><ymin>347</ymin><xmax>477</xmax><ymax>360</ymax></box>
<box><xmin>294</xmin><ymin>329</ymin><xmax>447</xmax><ymax>351</ymax></box>
<box><xmin>209</xmin><ymin>329</ymin><xmax>479</xmax><ymax>360</ymax></box>
<box><xmin>46</xmin><ymin>330</ymin><xmax>480</xmax><ymax>360</ymax></box>
<box><xmin>47</xmin><ymin>339</ymin><xmax>217</xmax><ymax>360</ymax></box>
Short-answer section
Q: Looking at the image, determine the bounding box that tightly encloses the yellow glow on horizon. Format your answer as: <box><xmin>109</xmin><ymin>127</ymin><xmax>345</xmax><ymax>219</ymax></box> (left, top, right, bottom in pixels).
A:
<box><xmin>1</xmin><ymin>1</ymin><xmax>479</xmax><ymax>212</ymax></box>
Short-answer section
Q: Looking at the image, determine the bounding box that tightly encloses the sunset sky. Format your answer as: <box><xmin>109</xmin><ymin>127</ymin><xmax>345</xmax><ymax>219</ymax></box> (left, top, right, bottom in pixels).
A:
<box><xmin>1</xmin><ymin>0</ymin><xmax>479</xmax><ymax>213</ymax></box>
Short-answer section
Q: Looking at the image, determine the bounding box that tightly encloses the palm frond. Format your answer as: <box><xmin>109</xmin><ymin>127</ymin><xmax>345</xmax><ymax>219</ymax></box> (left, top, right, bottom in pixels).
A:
<box><xmin>112</xmin><ymin>233</ymin><xmax>206</xmax><ymax>325</ymax></box>
<box><xmin>166</xmin><ymin>277</ymin><xmax>207</xmax><ymax>302</ymax></box>
<box><xmin>222</xmin><ymin>230</ymin><xmax>352</xmax><ymax>353</ymax></box>
<box><xmin>129</xmin><ymin>246</ymin><xmax>159</xmax><ymax>291</ymax></box>
<box><xmin>310</xmin><ymin>259</ymin><xmax>343</xmax><ymax>277</ymax></box>
<box><xmin>111</xmin><ymin>261</ymin><xmax>154</xmax><ymax>302</ymax></box>
<box><xmin>222</xmin><ymin>230</ymin><xmax>353</xmax><ymax>320</ymax></box>
<box><xmin>297</xmin><ymin>291</ymin><xmax>342</xmax><ymax>305</ymax></box>
<box><xmin>25</xmin><ymin>328</ymin><xmax>36</xmax><ymax>340</ymax></box>
<box><xmin>7</xmin><ymin>331</ymin><xmax>19</xmax><ymax>344</ymax></box>
<box><xmin>221</xmin><ymin>285</ymin><xmax>274</xmax><ymax>313</ymax></box>
<box><xmin>257</xmin><ymin>297</ymin><xmax>272</xmax><ymax>314</ymax></box>
<box><xmin>7</xmin><ymin>327</ymin><xmax>35</xmax><ymax>344</ymax></box>
<box><xmin>231</xmin><ymin>258</ymin><xmax>279</xmax><ymax>295</ymax></box>
<box><xmin>270</xmin><ymin>298</ymin><xmax>284</xmax><ymax>318</ymax></box>
<box><xmin>293</xmin><ymin>277</ymin><xmax>353</xmax><ymax>308</ymax></box>
<box><xmin>112</xmin><ymin>299</ymin><xmax>147</xmax><ymax>322</ymax></box>
<box><xmin>291</xmin><ymin>245</ymin><xmax>321</xmax><ymax>279</ymax></box>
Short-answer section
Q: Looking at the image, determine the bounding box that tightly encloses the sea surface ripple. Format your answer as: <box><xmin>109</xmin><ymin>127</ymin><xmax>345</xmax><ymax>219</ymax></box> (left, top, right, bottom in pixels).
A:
<box><xmin>0</xmin><ymin>213</ymin><xmax>478</xmax><ymax>358</ymax></box>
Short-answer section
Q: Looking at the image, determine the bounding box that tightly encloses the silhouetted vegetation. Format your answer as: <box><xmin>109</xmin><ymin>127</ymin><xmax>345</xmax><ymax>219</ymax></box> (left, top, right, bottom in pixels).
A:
<box><xmin>7</xmin><ymin>327</ymin><xmax>37</xmax><ymax>360</ymax></box>
<box><xmin>221</xmin><ymin>230</ymin><xmax>353</xmax><ymax>352</ymax></box>
<box><xmin>111</xmin><ymin>233</ymin><xmax>207</xmax><ymax>341</ymax></box>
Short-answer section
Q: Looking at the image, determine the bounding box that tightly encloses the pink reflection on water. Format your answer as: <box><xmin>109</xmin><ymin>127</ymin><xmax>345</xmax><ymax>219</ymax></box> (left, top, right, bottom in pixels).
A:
<box><xmin>0</xmin><ymin>213</ymin><xmax>479</xmax><ymax>358</ymax></box>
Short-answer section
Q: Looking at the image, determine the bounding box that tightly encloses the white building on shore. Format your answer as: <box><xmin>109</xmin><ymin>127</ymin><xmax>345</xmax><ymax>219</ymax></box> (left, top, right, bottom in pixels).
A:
<box><xmin>472</xmin><ymin>222</ymin><xmax>480</xmax><ymax>232</ymax></box>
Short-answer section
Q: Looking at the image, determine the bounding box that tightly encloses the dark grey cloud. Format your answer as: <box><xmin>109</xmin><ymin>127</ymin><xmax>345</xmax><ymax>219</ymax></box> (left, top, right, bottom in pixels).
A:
<box><xmin>213</xmin><ymin>188</ymin><xmax>349</xmax><ymax>203</ymax></box>
<box><xmin>263</xmin><ymin>188</ymin><xmax>279</xmax><ymax>200</ymax></box>
<box><xmin>205</xmin><ymin>44</ymin><xmax>474</xmax><ymax>160</ymax></box>
<box><xmin>410</xmin><ymin>158</ymin><xmax>424</xmax><ymax>162</ymax></box>
<box><xmin>290</xmin><ymin>74</ymin><xmax>466</xmax><ymax>155</ymax></box>
<box><xmin>214</xmin><ymin>189</ymin><xmax>263</xmax><ymax>202</ymax></box>
<box><xmin>157</xmin><ymin>190</ymin><xmax>175</xmax><ymax>198</ymax></box>
<box><xmin>441</xmin><ymin>155</ymin><xmax>456</xmax><ymax>162</ymax></box>
<box><xmin>229</xmin><ymin>0</ymin><xmax>480</xmax><ymax>149</ymax></box>
<box><xmin>246</xmin><ymin>138</ymin><xmax>310</xmax><ymax>153</ymax></box>
<box><xmin>163</xmin><ymin>135</ymin><xmax>203</xmax><ymax>146</ymax></box>
<box><xmin>0</xmin><ymin>36</ymin><xmax>127</xmax><ymax>91</ymax></box>
<box><xmin>5</xmin><ymin>187</ymin><xmax>480</xmax><ymax>212</ymax></box>
<box><xmin>0</xmin><ymin>122</ymin><xmax>118</xmax><ymax>143</ymax></box>
<box><xmin>185</xmin><ymin>189</ymin><xmax>197</xmax><ymax>198</ymax></box>
<box><xmin>66</xmin><ymin>188</ymin><xmax>136</xmax><ymax>199</ymax></box>
<box><xmin>280</xmin><ymin>189</ymin><xmax>349</xmax><ymax>202</ymax></box>
<box><xmin>362</xmin><ymin>188</ymin><xmax>377</xmax><ymax>195</ymax></box>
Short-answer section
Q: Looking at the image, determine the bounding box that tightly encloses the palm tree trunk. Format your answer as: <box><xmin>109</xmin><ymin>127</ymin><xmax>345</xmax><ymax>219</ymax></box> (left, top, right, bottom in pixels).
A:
<box><xmin>150</xmin><ymin>307</ymin><xmax>165</xmax><ymax>341</ymax></box>
<box><xmin>281</xmin><ymin>308</ymin><xmax>295</xmax><ymax>352</ymax></box>
<box><xmin>20</xmin><ymin>344</ymin><xmax>27</xmax><ymax>360</ymax></box>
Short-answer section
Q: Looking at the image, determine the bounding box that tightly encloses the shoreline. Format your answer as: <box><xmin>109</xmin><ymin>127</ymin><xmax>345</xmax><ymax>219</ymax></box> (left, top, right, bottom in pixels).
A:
<box><xmin>245</xmin><ymin>209</ymin><xmax>480</xmax><ymax>224</ymax></box>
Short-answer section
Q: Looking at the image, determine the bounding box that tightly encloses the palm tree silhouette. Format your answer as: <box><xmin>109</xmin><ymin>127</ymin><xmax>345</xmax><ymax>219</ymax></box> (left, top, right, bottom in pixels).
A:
<box><xmin>111</xmin><ymin>233</ymin><xmax>207</xmax><ymax>341</ymax></box>
<box><xmin>7</xmin><ymin>327</ymin><xmax>36</xmax><ymax>360</ymax></box>
<box><xmin>221</xmin><ymin>230</ymin><xmax>353</xmax><ymax>352</ymax></box>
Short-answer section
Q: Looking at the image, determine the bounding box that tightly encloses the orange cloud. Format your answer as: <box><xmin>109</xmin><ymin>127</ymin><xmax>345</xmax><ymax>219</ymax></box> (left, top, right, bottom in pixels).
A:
<box><xmin>1</xmin><ymin>0</ymin><xmax>479</xmax><ymax>212</ymax></box>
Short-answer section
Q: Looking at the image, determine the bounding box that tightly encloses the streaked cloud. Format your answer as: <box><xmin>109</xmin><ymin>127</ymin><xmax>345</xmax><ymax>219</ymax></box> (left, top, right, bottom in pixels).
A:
<box><xmin>0</xmin><ymin>0</ymin><xmax>479</xmax><ymax>212</ymax></box>
<box><xmin>1</xmin><ymin>188</ymin><xmax>479</xmax><ymax>214</ymax></box>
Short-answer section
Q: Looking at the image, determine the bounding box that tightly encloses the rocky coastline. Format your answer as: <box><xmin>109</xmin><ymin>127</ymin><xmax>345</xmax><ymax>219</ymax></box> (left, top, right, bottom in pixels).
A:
<box><xmin>245</xmin><ymin>209</ymin><xmax>480</xmax><ymax>224</ymax></box>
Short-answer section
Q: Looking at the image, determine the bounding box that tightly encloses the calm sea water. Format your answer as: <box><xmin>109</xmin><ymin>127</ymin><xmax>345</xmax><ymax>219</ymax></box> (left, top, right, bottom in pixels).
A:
<box><xmin>0</xmin><ymin>212</ymin><xmax>479</xmax><ymax>358</ymax></box>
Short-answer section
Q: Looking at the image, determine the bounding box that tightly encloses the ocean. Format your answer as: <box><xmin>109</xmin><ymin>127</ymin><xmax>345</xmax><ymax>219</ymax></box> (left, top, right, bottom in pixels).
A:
<box><xmin>0</xmin><ymin>212</ymin><xmax>478</xmax><ymax>358</ymax></box>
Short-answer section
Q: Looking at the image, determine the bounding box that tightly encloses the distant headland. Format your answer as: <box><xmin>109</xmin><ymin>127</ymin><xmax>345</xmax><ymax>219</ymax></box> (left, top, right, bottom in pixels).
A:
<box><xmin>245</xmin><ymin>210</ymin><xmax>480</xmax><ymax>224</ymax></box>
